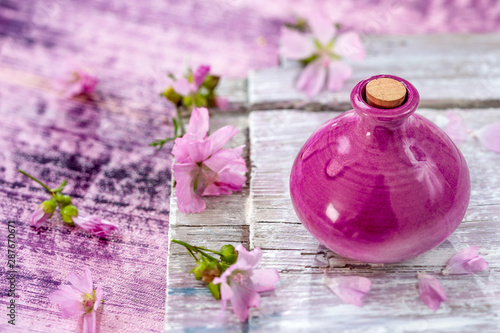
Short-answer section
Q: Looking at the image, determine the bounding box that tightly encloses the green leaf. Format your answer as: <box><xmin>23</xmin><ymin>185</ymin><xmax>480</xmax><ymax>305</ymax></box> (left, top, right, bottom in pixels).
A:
<box><xmin>172</xmin><ymin>118</ymin><xmax>180</xmax><ymax>137</ymax></box>
<box><xmin>161</xmin><ymin>87</ymin><xmax>182</xmax><ymax>105</ymax></box>
<box><xmin>202</xmin><ymin>75</ymin><xmax>220</xmax><ymax>91</ymax></box>
<box><xmin>208</xmin><ymin>282</ymin><xmax>221</xmax><ymax>300</ymax></box>
<box><xmin>149</xmin><ymin>137</ymin><xmax>175</xmax><ymax>150</ymax></box>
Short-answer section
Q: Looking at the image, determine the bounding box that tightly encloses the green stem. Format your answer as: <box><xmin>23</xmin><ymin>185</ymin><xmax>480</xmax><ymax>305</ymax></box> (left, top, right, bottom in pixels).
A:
<box><xmin>176</xmin><ymin>107</ymin><xmax>186</xmax><ymax>136</ymax></box>
<box><xmin>198</xmin><ymin>247</ymin><xmax>223</xmax><ymax>255</ymax></box>
<box><xmin>18</xmin><ymin>169</ymin><xmax>52</xmax><ymax>193</ymax></box>
<box><xmin>171</xmin><ymin>239</ymin><xmax>218</xmax><ymax>262</ymax></box>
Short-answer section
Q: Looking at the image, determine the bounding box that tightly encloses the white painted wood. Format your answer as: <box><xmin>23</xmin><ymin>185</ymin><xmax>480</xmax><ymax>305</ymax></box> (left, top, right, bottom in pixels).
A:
<box><xmin>165</xmin><ymin>108</ymin><xmax>500</xmax><ymax>332</ymax></box>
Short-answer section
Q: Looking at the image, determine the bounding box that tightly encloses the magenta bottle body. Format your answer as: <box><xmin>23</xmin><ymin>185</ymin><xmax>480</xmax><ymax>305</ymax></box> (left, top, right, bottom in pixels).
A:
<box><xmin>289</xmin><ymin>75</ymin><xmax>470</xmax><ymax>263</ymax></box>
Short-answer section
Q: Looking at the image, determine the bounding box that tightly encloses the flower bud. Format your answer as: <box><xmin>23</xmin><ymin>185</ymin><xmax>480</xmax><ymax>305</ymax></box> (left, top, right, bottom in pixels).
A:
<box><xmin>42</xmin><ymin>199</ymin><xmax>57</xmax><ymax>214</ymax></box>
<box><xmin>61</xmin><ymin>205</ymin><xmax>78</xmax><ymax>224</ymax></box>
<box><xmin>161</xmin><ymin>87</ymin><xmax>181</xmax><ymax>105</ymax></box>
<box><xmin>30</xmin><ymin>199</ymin><xmax>57</xmax><ymax>228</ymax></box>
<box><xmin>54</xmin><ymin>193</ymin><xmax>72</xmax><ymax>207</ymax></box>
<box><xmin>220</xmin><ymin>244</ymin><xmax>237</xmax><ymax>264</ymax></box>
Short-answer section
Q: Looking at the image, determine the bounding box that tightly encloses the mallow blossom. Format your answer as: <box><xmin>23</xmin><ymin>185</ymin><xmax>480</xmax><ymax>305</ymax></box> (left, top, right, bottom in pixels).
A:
<box><xmin>73</xmin><ymin>213</ymin><xmax>119</xmax><ymax>238</ymax></box>
<box><xmin>30</xmin><ymin>199</ymin><xmax>56</xmax><ymax>228</ymax></box>
<box><xmin>212</xmin><ymin>244</ymin><xmax>280</xmax><ymax>322</ymax></box>
<box><xmin>323</xmin><ymin>275</ymin><xmax>371</xmax><ymax>306</ymax></box>
<box><xmin>53</xmin><ymin>60</ymin><xmax>98</xmax><ymax>98</ymax></box>
<box><xmin>279</xmin><ymin>13</ymin><xmax>365</xmax><ymax>97</ymax></box>
<box><xmin>442</xmin><ymin>245</ymin><xmax>489</xmax><ymax>275</ymax></box>
<box><xmin>417</xmin><ymin>273</ymin><xmax>446</xmax><ymax>311</ymax></box>
<box><xmin>172</xmin><ymin>107</ymin><xmax>247</xmax><ymax>213</ymax></box>
<box><xmin>48</xmin><ymin>268</ymin><xmax>103</xmax><ymax>333</ymax></box>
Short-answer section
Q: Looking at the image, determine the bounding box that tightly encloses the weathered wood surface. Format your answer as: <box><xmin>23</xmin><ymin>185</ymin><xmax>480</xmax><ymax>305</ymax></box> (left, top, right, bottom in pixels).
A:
<box><xmin>249</xmin><ymin>34</ymin><xmax>500</xmax><ymax>110</ymax></box>
<box><xmin>165</xmin><ymin>108</ymin><xmax>500</xmax><ymax>332</ymax></box>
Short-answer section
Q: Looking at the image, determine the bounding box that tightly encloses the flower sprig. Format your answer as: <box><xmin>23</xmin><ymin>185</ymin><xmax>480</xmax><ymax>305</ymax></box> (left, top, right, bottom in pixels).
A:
<box><xmin>19</xmin><ymin>169</ymin><xmax>118</xmax><ymax>237</ymax></box>
<box><xmin>172</xmin><ymin>240</ymin><xmax>280</xmax><ymax>322</ymax></box>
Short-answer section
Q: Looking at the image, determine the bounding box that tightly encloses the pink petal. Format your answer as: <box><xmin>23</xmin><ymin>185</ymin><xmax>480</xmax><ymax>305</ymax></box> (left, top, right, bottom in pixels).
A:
<box><xmin>83</xmin><ymin>311</ymin><xmax>96</xmax><ymax>333</ymax></box>
<box><xmin>442</xmin><ymin>246</ymin><xmax>489</xmax><ymax>275</ymax></box>
<box><xmin>94</xmin><ymin>286</ymin><xmax>104</xmax><ymax>311</ymax></box>
<box><xmin>323</xmin><ymin>276</ymin><xmax>371</xmax><ymax>307</ymax></box>
<box><xmin>333</xmin><ymin>31</ymin><xmax>366</xmax><ymax>61</ymax></box>
<box><xmin>208</xmin><ymin>126</ymin><xmax>239</xmax><ymax>152</ymax></box>
<box><xmin>194</xmin><ymin>65</ymin><xmax>210</xmax><ymax>87</ymax></box>
<box><xmin>30</xmin><ymin>205</ymin><xmax>49</xmax><ymax>228</ymax></box>
<box><xmin>172</xmin><ymin>136</ymin><xmax>191</xmax><ymax>163</ymax></box>
<box><xmin>308</xmin><ymin>11</ymin><xmax>336</xmax><ymax>45</ymax></box>
<box><xmin>172</xmin><ymin>78</ymin><xmax>195</xmax><ymax>96</ymax></box>
<box><xmin>229</xmin><ymin>283</ymin><xmax>261</xmax><ymax>322</ymax></box>
<box><xmin>327</xmin><ymin>60</ymin><xmax>352</xmax><ymax>92</ymax></box>
<box><xmin>279</xmin><ymin>27</ymin><xmax>315</xmax><ymax>60</ymax></box>
<box><xmin>215</xmin><ymin>96</ymin><xmax>230</xmax><ymax>111</ymax></box>
<box><xmin>48</xmin><ymin>286</ymin><xmax>84</xmax><ymax>318</ymax></box>
<box><xmin>173</xmin><ymin>163</ymin><xmax>206</xmax><ymax>214</ymax></box>
<box><xmin>234</xmin><ymin>245</ymin><xmax>262</xmax><ymax>270</ymax></box>
<box><xmin>203</xmin><ymin>146</ymin><xmax>245</xmax><ymax>173</ymax></box>
<box><xmin>418</xmin><ymin>273</ymin><xmax>447</xmax><ymax>311</ymax></box>
<box><xmin>187</xmin><ymin>140</ymin><xmax>213</xmax><ymax>163</ymax></box>
<box><xmin>445</xmin><ymin>111</ymin><xmax>468</xmax><ymax>145</ymax></box>
<box><xmin>296</xmin><ymin>59</ymin><xmax>327</xmax><ymax>98</ymax></box>
<box><xmin>186</xmin><ymin>107</ymin><xmax>210</xmax><ymax>140</ymax></box>
<box><xmin>67</xmin><ymin>268</ymin><xmax>93</xmax><ymax>294</ymax></box>
<box><xmin>250</xmin><ymin>268</ymin><xmax>280</xmax><ymax>293</ymax></box>
<box><xmin>475</xmin><ymin>122</ymin><xmax>500</xmax><ymax>153</ymax></box>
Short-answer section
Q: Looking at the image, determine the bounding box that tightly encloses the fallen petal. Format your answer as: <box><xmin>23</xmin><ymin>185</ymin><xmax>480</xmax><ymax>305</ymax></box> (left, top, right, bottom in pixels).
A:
<box><xmin>418</xmin><ymin>273</ymin><xmax>446</xmax><ymax>311</ymax></box>
<box><xmin>296</xmin><ymin>59</ymin><xmax>327</xmax><ymax>98</ymax></box>
<box><xmin>442</xmin><ymin>245</ymin><xmax>489</xmax><ymax>275</ymax></box>
<box><xmin>475</xmin><ymin>122</ymin><xmax>500</xmax><ymax>153</ymax></box>
<box><xmin>445</xmin><ymin>111</ymin><xmax>468</xmax><ymax>145</ymax></box>
<box><xmin>323</xmin><ymin>275</ymin><xmax>371</xmax><ymax>306</ymax></box>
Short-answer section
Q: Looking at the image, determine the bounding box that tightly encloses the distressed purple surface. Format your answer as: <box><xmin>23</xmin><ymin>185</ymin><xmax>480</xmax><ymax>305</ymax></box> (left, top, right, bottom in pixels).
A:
<box><xmin>0</xmin><ymin>0</ymin><xmax>500</xmax><ymax>332</ymax></box>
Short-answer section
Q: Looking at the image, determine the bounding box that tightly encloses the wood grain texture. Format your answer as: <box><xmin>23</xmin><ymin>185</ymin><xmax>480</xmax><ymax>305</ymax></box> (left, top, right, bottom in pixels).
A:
<box><xmin>166</xmin><ymin>108</ymin><xmax>500</xmax><ymax>332</ymax></box>
<box><xmin>249</xmin><ymin>34</ymin><xmax>500</xmax><ymax>110</ymax></box>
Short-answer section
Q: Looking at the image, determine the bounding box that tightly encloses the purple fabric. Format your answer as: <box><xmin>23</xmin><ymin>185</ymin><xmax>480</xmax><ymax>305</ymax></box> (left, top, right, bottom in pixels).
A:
<box><xmin>0</xmin><ymin>0</ymin><xmax>499</xmax><ymax>332</ymax></box>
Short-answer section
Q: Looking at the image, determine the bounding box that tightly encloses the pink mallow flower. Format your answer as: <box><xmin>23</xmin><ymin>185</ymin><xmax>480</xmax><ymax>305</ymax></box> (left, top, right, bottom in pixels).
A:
<box><xmin>53</xmin><ymin>60</ymin><xmax>98</xmax><ymax>99</ymax></box>
<box><xmin>48</xmin><ymin>268</ymin><xmax>103</xmax><ymax>333</ymax></box>
<box><xmin>323</xmin><ymin>275</ymin><xmax>371</xmax><ymax>306</ymax></box>
<box><xmin>73</xmin><ymin>213</ymin><xmax>119</xmax><ymax>238</ymax></box>
<box><xmin>212</xmin><ymin>244</ymin><xmax>280</xmax><ymax>322</ymax></box>
<box><xmin>172</xmin><ymin>107</ymin><xmax>247</xmax><ymax>213</ymax></box>
<box><xmin>417</xmin><ymin>273</ymin><xmax>446</xmax><ymax>311</ymax></box>
<box><xmin>172</xmin><ymin>65</ymin><xmax>211</xmax><ymax>96</ymax></box>
<box><xmin>442</xmin><ymin>245</ymin><xmax>489</xmax><ymax>275</ymax></box>
<box><xmin>30</xmin><ymin>199</ymin><xmax>57</xmax><ymax>228</ymax></box>
<box><xmin>279</xmin><ymin>13</ymin><xmax>365</xmax><ymax>97</ymax></box>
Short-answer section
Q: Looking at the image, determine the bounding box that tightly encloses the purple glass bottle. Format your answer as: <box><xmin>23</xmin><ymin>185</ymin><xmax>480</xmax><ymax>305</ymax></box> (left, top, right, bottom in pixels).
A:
<box><xmin>289</xmin><ymin>74</ymin><xmax>470</xmax><ymax>263</ymax></box>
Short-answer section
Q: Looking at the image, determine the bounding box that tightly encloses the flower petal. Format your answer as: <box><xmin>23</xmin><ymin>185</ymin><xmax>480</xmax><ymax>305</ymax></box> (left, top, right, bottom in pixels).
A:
<box><xmin>250</xmin><ymin>268</ymin><xmax>280</xmax><ymax>293</ymax></box>
<box><xmin>296</xmin><ymin>59</ymin><xmax>327</xmax><ymax>98</ymax></box>
<box><xmin>442</xmin><ymin>245</ymin><xmax>489</xmax><ymax>275</ymax></box>
<box><xmin>229</xmin><ymin>283</ymin><xmax>261</xmax><ymax>322</ymax></box>
<box><xmin>172</xmin><ymin>136</ymin><xmax>191</xmax><ymax>163</ymax></box>
<box><xmin>48</xmin><ymin>286</ymin><xmax>85</xmax><ymax>318</ymax></box>
<box><xmin>194</xmin><ymin>65</ymin><xmax>210</xmax><ymax>87</ymax></box>
<box><xmin>445</xmin><ymin>111</ymin><xmax>468</xmax><ymax>145</ymax></box>
<box><xmin>208</xmin><ymin>126</ymin><xmax>239</xmax><ymax>152</ymax></box>
<box><xmin>333</xmin><ymin>32</ymin><xmax>366</xmax><ymax>61</ymax></box>
<box><xmin>83</xmin><ymin>311</ymin><xmax>97</xmax><ymax>333</ymax></box>
<box><xmin>73</xmin><ymin>215</ymin><xmax>118</xmax><ymax>238</ymax></box>
<box><xmin>327</xmin><ymin>60</ymin><xmax>352</xmax><ymax>92</ymax></box>
<box><xmin>173</xmin><ymin>78</ymin><xmax>195</xmax><ymax>96</ymax></box>
<box><xmin>94</xmin><ymin>286</ymin><xmax>104</xmax><ymax>311</ymax></box>
<box><xmin>475</xmin><ymin>122</ymin><xmax>500</xmax><ymax>153</ymax></box>
<box><xmin>323</xmin><ymin>276</ymin><xmax>371</xmax><ymax>306</ymax></box>
<box><xmin>279</xmin><ymin>27</ymin><xmax>315</xmax><ymax>60</ymax></box>
<box><xmin>235</xmin><ymin>245</ymin><xmax>262</xmax><ymax>270</ymax></box>
<box><xmin>308</xmin><ymin>11</ymin><xmax>336</xmax><ymax>45</ymax></box>
<box><xmin>186</xmin><ymin>107</ymin><xmax>210</xmax><ymax>140</ymax></box>
<box><xmin>67</xmin><ymin>268</ymin><xmax>93</xmax><ymax>294</ymax></box>
<box><xmin>187</xmin><ymin>140</ymin><xmax>213</xmax><ymax>163</ymax></box>
<box><xmin>30</xmin><ymin>205</ymin><xmax>49</xmax><ymax>228</ymax></box>
<box><xmin>173</xmin><ymin>163</ymin><xmax>206</xmax><ymax>214</ymax></box>
<box><xmin>418</xmin><ymin>273</ymin><xmax>446</xmax><ymax>311</ymax></box>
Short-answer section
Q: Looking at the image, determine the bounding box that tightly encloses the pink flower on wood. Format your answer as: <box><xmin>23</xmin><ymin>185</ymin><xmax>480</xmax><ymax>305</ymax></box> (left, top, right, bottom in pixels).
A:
<box><xmin>73</xmin><ymin>213</ymin><xmax>119</xmax><ymax>238</ymax></box>
<box><xmin>172</xmin><ymin>65</ymin><xmax>211</xmax><ymax>96</ymax></box>
<box><xmin>172</xmin><ymin>107</ymin><xmax>247</xmax><ymax>213</ymax></box>
<box><xmin>212</xmin><ymin>244</ymin><xmax>280</xmax><ymax>322</ymax></box>
<box><xmin>53</xmin><ymin>60</ymin><xmax>98</xmax><ymax>99</ymax></box>
<box><xmin>48</xmin><ymin>268</ymin><xmax>103</xmax><ymax>333</ymax></box>
<box><xmin>279</xmin><ymin>12</ymin><xmax>365</xmax><ymax>97</ymax></box>
<box><xmin>442</xmin><ymin>246</ymin><xmax>489</xmax><ymax>275</ymax></box>
<box><xmin>417</xmin><ymin>273</ymin><xmax>446</xmax><ymax>311</ymax></box>
<box><xmin>322</xmin><ymin>275</ymin><xmax>371</xmax><ymax>306</ymax></box>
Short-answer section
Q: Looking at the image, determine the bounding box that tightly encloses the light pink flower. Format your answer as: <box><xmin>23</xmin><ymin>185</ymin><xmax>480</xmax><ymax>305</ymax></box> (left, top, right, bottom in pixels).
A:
<box><xmin>194</xmin><ymin>65</ymin><xmax>210</xmax><ymax>87</ymax></box>
<box><xmin>445</xmin><ymin>111</ymin><xmax>468</xmax><ymax>145</ymax></box>
<box><xmin>53</xmin><ymin>60</ymin><xmax>98</xmax><ymax>98</ymax></box>
<box><xmin>442</xmin><ymin>246</ymin><xmax>489</xmax><ymax>275</ymax></box>
<box><xmin>30</xmin><ymin>199</ymin><xmax>57</xmax><ymax>228</ymax></box>
<box><xmin>172</xmin><ymin>65</ymin><xmax>211</xmax><ymax>96</ymax></box>
<box><xmin>417</xmin><ymin>273</ymin><xmax>446</xmax><ymax>311</ymax></box>
<box><xmin>475</xmin><ymin>122</ymin><xmax>500</xmax><ymax>153</ymax></box>
<box><xmin>73</xmin><ymin>213</ymin><xmax>119</xmax><ymax>238</ymax></box>
<box><xmin>279</xmin><ymin>13</ymin><xmax>365</xmax><ymax>97</ymax></box>
<box><xmin>323</xmin><ymin>275</ymin><xmax>371</xmax><ymax>306</ymax></box>
<box><xmin>48</xmin><ymin>268</ymin><xmax>103</xmax><ymax>333</ymax></box>
<box><xmin>172</xmin><ymin>107</ymin><xmax>247</xmax><ymax>213</ymax></box>
<box><xmin>212</xmin><ymin>244</ymin><xmax>279</xmax><ymax>322</ymax></box>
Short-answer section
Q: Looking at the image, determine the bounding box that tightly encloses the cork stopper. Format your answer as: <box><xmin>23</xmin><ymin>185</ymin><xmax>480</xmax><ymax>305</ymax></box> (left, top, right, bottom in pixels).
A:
<box><xmin>366</xmin><ymin>78</ymin><xmax>407</xmax><ymax>109</ymax></box>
